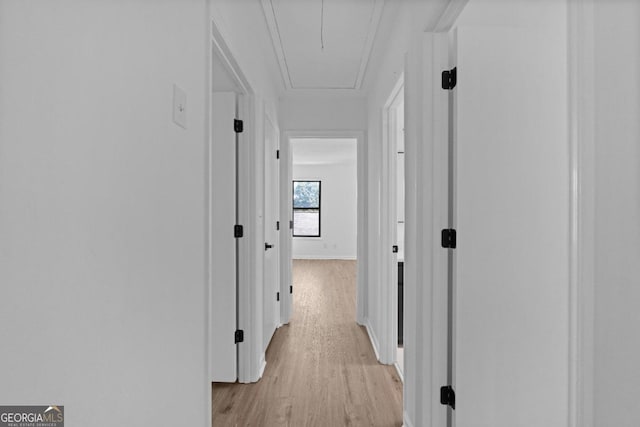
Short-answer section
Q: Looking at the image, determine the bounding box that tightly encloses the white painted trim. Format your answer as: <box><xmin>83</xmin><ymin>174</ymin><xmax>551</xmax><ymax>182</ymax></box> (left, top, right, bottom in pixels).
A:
<box><xmin>403</xmin><ymin>411</ymin><xmax>415</xmax><ymax>427</ymax></box>
<box><xmin>568</xmin><ymin>1</ymin><xmax>596</xmax><ymax>426</ymax></box>
<box><xmin>364</xmin><ymin>320</ymin><xmax>381</xmax><ymax>362</ymax></box>
<box><xmin>260</xmin><ymin>0</ymin><xmax>292</xmax><ymax>90</ymax></box>
<box><xmin>259</xmin><ymin>355</ymin><xmax>267</xmax><ymax>379</ymax></box>
<box><xmin>354</xmin><ymin>0</ymin><xmax>386</xmax><ymax>90</ymax></box>
<box><xmin>263</xmin><ymin>109</ymin><xmax>281</xmax><ymax>361</ymax></box>
<box><xmin>210</xmin><ymin>19</ymin><xmax>252</xmax><ymax>96</ymax></box>
<box><xmin>428</xmin><ymin>32</ymin><xmax>451</xmax><ymax>427</ymax></box>
<box><xmin>204</xmin><ymin>4</ymin><xmax>213</xmax><ymax>425</ymax></box>
<box><xmin>261</xmin><ymin>0</ymin><xmax>384</xmax><ymax>91</ymax></box>
<box><xmin>401</xmin><ymin>32</ymin><xmax>449</xmax><ymax>427</ymax></box>
<box><xmin>433</xmin><ymin>0</ymin><xmax>470</xmax><ymax>32</ymax></box>
<box><xmin>279</xmin><ymin>130</ymin><xmax>293</xmax><ymax>326</ymax></box>
<box><xmin>394</xmin><ymin>362</ymin><xmax>404</xmax><ymax>384</ymax></box>
<box><xmin>379</xmin><ymin>73</ymin><xmax>405</xmax><ymax>366</ymax></box>
<box><xmin>283</xmin><ymin>130</ymin><xmax>367</xmax><ymax>326</ymax></box>
<box><xmin>292</xmin><ymin>256</ymin><xmax>357</xmax><ymax>260</ymax></box>
<box><xmin>356</xmin><ymin>130</ymin><xmax>368</xmax><ymax>326</ymax></box>
<box><xmin>210</xmin><ymin>17</ymin><xmax>262</xmax><ymax>385</ymax></box>
<box><xmin>384</xmin><ymin>74</ymin><xmax>405</xmax><ymax>110</ymax></box>
<box><xmin>243</xmin><ymin>95</ymin><xmax>265</xmax><ymax>384</ymax></box>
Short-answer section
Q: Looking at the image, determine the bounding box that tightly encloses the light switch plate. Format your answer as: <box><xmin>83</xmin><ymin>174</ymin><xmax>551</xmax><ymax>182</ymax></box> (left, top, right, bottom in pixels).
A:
<box><xmin>173</xmin><ymin>84</ymin><xmax>187</xmax><ymax>129</ymax></box>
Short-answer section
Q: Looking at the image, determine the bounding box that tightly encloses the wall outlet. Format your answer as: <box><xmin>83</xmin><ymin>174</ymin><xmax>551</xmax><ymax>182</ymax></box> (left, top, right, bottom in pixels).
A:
<box><xmin>172</xmin><ymin>84</ymin><xmax>187</xmax><ymax>129</ymax></box>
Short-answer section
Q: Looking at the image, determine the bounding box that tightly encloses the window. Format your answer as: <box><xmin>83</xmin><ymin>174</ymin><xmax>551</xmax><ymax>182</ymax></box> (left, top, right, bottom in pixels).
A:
<box><xmin>292</xmin><ymin>180</ymin><xmax>321</xmax><ymax>237</ymax></box>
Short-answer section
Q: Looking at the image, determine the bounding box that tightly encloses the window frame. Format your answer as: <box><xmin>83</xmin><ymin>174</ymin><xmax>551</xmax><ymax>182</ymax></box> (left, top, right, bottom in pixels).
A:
<box><xmin>292</xmin><ymin>180</ymin><xmax>321</xmax><ymax>238</ymax></box>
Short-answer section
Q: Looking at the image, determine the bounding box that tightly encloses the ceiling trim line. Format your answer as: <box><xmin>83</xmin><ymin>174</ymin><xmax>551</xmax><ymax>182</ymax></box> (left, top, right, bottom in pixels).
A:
<box><xmin>354</xmin><ymin>0</ymin><xmax>385</xmax><ymax>90</ymax></box>
<box><xmin>433</xmin><ymin>0</ymin><xmax>470</xmax><ymax>32</ymax></box>
<box><xmin>261</xmin><ymin>0</ymin><xmax>294</xmax><ymax>89</ymax></box>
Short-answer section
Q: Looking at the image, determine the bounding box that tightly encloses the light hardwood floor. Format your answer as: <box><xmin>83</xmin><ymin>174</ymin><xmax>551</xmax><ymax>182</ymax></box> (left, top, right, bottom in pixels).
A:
<box><xmin>212</xmin><ymin>259</ymin><xmax>403</xmax><ymax>427</ymax></box>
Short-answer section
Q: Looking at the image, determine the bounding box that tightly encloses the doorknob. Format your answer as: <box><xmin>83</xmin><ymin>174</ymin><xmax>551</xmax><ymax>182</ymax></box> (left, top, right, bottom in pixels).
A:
<box><xmin>265</xmin><ymin>243</ymin><xmax>274</xmax><ymax>251</ymax></box>
<box><xmin>392</xmin><ymin>245</ymin><xmax>398</xmax><ymax>253</ymax></box>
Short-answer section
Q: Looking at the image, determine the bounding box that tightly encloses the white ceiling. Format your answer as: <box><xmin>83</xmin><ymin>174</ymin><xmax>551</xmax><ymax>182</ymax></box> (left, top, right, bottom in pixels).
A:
<box><xmin>291</xmin><ymin>138</ymin><xmax>357</xmax><ymax>165</ymax></box>
<box><xmin>262</xmin><ymin>0</ymin><xmax>384</xmax><ymax>90</ymax></box>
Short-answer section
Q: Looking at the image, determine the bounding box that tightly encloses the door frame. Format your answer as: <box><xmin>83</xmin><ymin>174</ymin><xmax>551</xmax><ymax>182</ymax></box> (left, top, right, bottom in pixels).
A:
<box><xmin>380</xmin><ymin>74</ymin><xmax>404</xmax><ymax>367</ymax></box>
<box><xmin>263</xmin><ymin>109</ymin><xmax>281</xmax><ymax>351</ymax></box>
<box><xmin>407</xmin><ymin>3</ymin><xmax>593</xmax><ymax>425</ymax></box>
<box><xmin>568</xmin><ymin>1</ymin><xmax>596</xmax><ymax>426</ymax></box>
<box><xmin>208</xmin><ymin>17</ymin><xmax>260</xmax><ymax>386</ymax></box>
<box><xmin>281</xmin><ymin>130</ymin><xmax>367</xmax><ymax>325</ymax></box>
<box><xmin>401</xmin><ymin>32</ymin><xmax>451</xmax><ymax>427</ymax></box>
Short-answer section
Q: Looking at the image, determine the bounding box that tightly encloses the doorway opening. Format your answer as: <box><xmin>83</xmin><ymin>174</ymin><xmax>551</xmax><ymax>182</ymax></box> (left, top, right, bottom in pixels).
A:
<box><xmin>290</xmin><ymin>138</ymin><xmax>358</xmax><ymax>262</ymax></box>
<box><xmin>382</xmin><ymin>75</ymin><xmax>405</xmax><ymax>377</ymax></box>
<box><xmin>209</xmin><ymin>27</ymin><xmax>257</xmax><ymax>386</ymax></box>
<box><xmin>389</xmin><ymin>87</ymin><xmax>405</xmax><ymax>376</ymax></box>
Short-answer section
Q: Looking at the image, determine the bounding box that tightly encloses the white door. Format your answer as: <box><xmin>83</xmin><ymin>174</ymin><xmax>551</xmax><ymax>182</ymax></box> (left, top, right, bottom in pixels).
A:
<box><xmin>451</xmin><ymin>27</ymin><xmax>569</xmax><ymax>426</ymax></box>
<box><xmin>263</xmin><ymin>116</ymin><xmax>280</xmax><ymax>352</ymax></box>
<box><xmin>211</xmin><ymin>91</ymin><xmax>238</xmax><ymax>382</ymax></box>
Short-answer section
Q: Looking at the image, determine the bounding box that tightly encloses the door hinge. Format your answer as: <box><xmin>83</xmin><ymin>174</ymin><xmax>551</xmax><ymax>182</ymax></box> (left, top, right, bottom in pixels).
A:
<box><xmin>441</xmin><ymin>228</ymin><xmax>456</xmax><ymax>248</ymax></box>
<box><xmin>289</xmin><ymin>220</ymin><xmax>294</xmax><ymax>230</ymax></box>
<box><xmin>290</xmin><ymin>285</ymin><xmax>293</xmax><ymax>294</ymax></box>
<box><xmin>234</xmin><ymin>224</ymin><xmax>244</xmax><ymax>238</ymax></box>
<box><xmin>442</xmin><ymin>67</ymin><xmax>457</xmax><ymax>90</ymax></box>
<box><xmin>276</xmin><ymin>149</ymin><xmax>280</xmax><ymax>159</ymax></box>
<box><xmin>234</xmin><ymin>329</ymin><xmax>244</xmax><ymax>344</ymax></box>
<box><xmin>440</xmin><ymin>385</ymin><xmax>456</xmax><ymax>409</ymax></box>
<box><xmin>392</xmin><ymin>245</ymin><xmax>398</xmax><ymax>253</ymax></box>
<box><xmin>276</xmin><ymin>221</ymin><xmax>280</xmax><ymax>231</ymax></box>
<box><xmin>234</xmin><ymin>119</ymin><xmax>244</xmax><ymax>133</ymax></box>
<box><xmin>276</xmin><ymin>292</ymin><xmax>280</xmax><ymax>301</ymax></box>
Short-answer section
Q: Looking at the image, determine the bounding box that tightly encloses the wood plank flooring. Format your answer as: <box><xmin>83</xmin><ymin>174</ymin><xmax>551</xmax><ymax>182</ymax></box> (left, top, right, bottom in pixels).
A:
<box><xmin>212</xmin><ymin>259</ymin><xmax>403</xmax><ymax>427</ymax></box>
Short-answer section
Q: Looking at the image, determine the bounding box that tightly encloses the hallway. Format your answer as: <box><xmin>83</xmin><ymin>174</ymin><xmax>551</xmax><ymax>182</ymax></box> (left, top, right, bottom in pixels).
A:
<box><xmin>212</xmin><ymin>260</ymin><xmax>402</xmax><ymax>426</ymax></box>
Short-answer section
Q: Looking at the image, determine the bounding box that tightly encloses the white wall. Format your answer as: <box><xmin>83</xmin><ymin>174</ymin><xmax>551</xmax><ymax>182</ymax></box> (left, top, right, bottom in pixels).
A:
<box><xmin>280</xmin><ymin>95</ymin><xmax>366</xmax><ymax>131</ymax></box>
<box><xmin>292</xmin><ymin>142</ymin><xmax>358</xmax><ymax>259</ymax></box>
<box><xmin>0</xmin><ymin>1</ymin><xmax>209</xmax><ymax>426</ymax></box>
<box><xmin>593</xmin><ymin>1</ymin><xmax>640</xmax><ymax>425</ymax></box>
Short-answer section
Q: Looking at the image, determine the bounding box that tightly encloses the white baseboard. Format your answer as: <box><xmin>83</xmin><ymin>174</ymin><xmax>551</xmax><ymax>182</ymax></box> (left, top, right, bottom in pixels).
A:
<box><xmin>364</xmin><ymin>320</ymin><xmax>381</xmax><ymax>362</ymax></box>
<box><xmin>258</xmin><ymin>355</ymin><xmax>266</xmax><ymax>379</ymax></box>
<box><xmin>292</xmin><ymin>255</ymin><xmax>357</xmax><ymax>260</ymax></box>
<box><xmin>394</xmin><ymin>362</ymin><xmax>404</xmax><ymax>383</ymax></box>
<box><xmin>403</xmin><ymin>411</ymin><xmax>414</xmax><ymax>427</ymax></box>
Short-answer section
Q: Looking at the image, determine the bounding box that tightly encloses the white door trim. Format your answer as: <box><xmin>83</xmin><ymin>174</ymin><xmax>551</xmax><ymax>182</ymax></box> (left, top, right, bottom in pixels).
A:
<box><xmin>278</xmin><ymin>129</ymin><xmax>293</xmax><ymax>325</ymax></box>
<box><xmin>380</xmin><ymin>75</ymin><xmax>404</xmax><ymax>365</ymax></box>
<box><xmin>434</xmin><ymin>0</ymin><xmax>470</xmax><ymax>32</ymax></box>
<box><xmin>568</xmin><ymin>1</ymin><xmax>596</xmax><ymax>426</ymax></box>
<box><xmin>209</xmin><ymin>17</ymin><xmax>260</xmax><ymax>385</ymax></box>
<box><xmin>401</xmin><ymin>33</ymin><xmax>450</xmax><ymax>427</ymax></box>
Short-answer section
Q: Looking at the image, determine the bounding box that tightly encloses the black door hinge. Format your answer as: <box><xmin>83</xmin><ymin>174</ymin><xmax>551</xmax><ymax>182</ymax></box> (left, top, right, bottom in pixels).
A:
<box><xmin>276</xmin><ymin>292</ymin><xmax>280</xmax><ymax>301</ymax></box>
<box><xmin>234</xmin><ymin>329</ymin><xmax>244</xmax><ymax>344</ymax></box>
<box><xmin>290</xmin><ymin>285</ymin><xmax>293</xmax><ymax>294</ymax></box>
<box><xmin>392</xmin><ymin>245</ymin><xmax>398</xmax><ymax>253</ymax></box>
<box><xmin>440</xmin><ymin>385</ymin><xmax>456</xmax><ymax>409</ymax></box>
<box><xmin>441</xmin><ymin>228</ymin><xmax>456</xmax><ymax>248</ymax></box>
<box><xmin>234</xmin><ymin>119</ymin><xmax>243</xmax><ymax>133</ymax></box>
<box><xmin>276</xmin><ymin>149</ymin><xmax>280</xmax><ymax>159</ymax></box>
<box><xmin>276</xmin><ymin>221</ymin><xmax>280</xmax><ymax>231</ymax></box>
<box><xmin>289</xmin><ymin>220</ymin><xmax>294</xmax><ymax>230</ymax></box>
<box><xmin>234</xmin><ymin>224</ymin><xmax>244</xmax><ymax>238</ymax></box>
<box><xmin>442</xmin><ymin>67</ymin><xmax>457</xmax><ymax>90</ymax></box>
